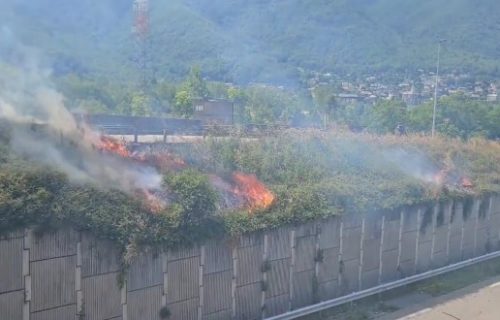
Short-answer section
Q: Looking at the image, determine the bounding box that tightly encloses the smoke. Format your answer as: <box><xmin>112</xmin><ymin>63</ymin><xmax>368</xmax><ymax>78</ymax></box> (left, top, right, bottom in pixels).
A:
<box><xmin>0</xmin><ymin>32</ymin><xmax>162</xmax><ymax>193</ymax></box>
<box><xmin>382</xmin><ymin>147</ymin><xmax>440</xmax><ymax>183</ymax></box>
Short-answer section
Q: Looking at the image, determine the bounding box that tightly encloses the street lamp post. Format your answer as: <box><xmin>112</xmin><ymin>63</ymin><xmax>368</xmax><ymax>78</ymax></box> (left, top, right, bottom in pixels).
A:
<box><xmin>431</xmin><ymin>39</ymin><xmax>446</xmax><ymax>137</ymax></box>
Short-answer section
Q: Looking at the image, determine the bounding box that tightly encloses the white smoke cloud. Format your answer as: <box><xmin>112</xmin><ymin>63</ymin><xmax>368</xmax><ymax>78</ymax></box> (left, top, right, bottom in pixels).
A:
<box><xmin>0</xmin><ymin>31</ymin><xmax>162</xmax><ymax>193</ymax></box>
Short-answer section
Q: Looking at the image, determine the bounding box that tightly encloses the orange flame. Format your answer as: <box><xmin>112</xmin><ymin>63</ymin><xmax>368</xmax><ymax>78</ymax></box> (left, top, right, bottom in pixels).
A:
<box><xmin>149</xmin><ymin>153</ymin><xmax>187</xmax><ymax>171</ymax></box>
<box><xmin>433</xmin><ymin>169</ymin><xmax>447</xmax><ymax>185</ymax></box>
<box><xmin>98</xmin><ymin>136</ymin><xmax>130</xmax><ymax>157</ymax></box>
<box><xmin>433</xmin><ymin>169</ymin><xmax>473</xmax><ymax>189</ymax></box>
<box><xmin>461</xmin><ymin>177</ymin><xmax>473</xmax><ymax>188</ymax></box>
<box><xmin>232</xmin><ymin>172</ymin><xmax>275</xmax><ymax>211</ymax></box>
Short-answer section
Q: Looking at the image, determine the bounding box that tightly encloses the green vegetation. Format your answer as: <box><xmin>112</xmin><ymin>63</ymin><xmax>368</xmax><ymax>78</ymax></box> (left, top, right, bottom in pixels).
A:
<box><xmin>164</xmin><ymin>169</ymin><xmax>218</xmax><ymax>227</ymax></box>
<box><xmin>1</xmin><ymin>120</ymin><xmax>500</xmax><ymax>253</ymax></box>
<box><xmin>2</xmin><ymin>0</ymin><xmax>500</xmax><ymax>84</ymax></box>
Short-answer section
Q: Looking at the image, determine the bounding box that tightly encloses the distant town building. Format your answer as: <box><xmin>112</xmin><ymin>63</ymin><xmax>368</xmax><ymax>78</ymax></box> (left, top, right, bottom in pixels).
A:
<box><xmin>192</xmin><ymin>98</ymin><xmax>234</xmax><ymax>125</ymax></box>
<box><xmin>336</xmin><ymin>93</ymin><xmax>362</xmax><ymax>104</ymax></box>
<box><xmin>487</xmin><ymin>93</ymin><xmax>498</xmax><ymax>102</ymax></box>
<box><xmin>401</xmin><ymin>86</ymin><xmax>422</xmax><ymax>106</ymax></box>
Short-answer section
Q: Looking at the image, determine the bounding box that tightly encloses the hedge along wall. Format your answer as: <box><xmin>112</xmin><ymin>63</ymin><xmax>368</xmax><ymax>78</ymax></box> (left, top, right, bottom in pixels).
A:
<box><xmin>1</xmin><ymin>195</ymin><xmax>500</xmax><ymax>320</ymax></box>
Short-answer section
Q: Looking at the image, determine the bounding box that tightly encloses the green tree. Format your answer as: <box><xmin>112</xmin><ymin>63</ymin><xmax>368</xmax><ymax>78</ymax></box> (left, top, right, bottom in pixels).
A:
<box><xmin>243</xmin><ymin>86</ymin><xmax>300</xmax><ymax>124</ymax></box>
<box><xmin>227</xmin><ymin>87</ymin><xmax>249</xmax><ymax>123</ymax></box>
<box><xmin>367</xmin><ymin>100</ymin><xmax>408</xmax><ymax>133</ymax></box>
<box><xmin>173</xmin><ymin>90</ymin><xmax>194</xmax><ymax>118</ymax></box>
<box><xmin>311</xmin><ymin>85</ymin><xmax>337</xmax><ymax>125</ymax></box>
<box><xmin>408</xmin><ymin>94</ymin><xmax>499</xmax><ymax>139</ymax></box>
<box><xmin>485</xmin><ymin>105</ymin><xmax>500</xmax><ymax>138</ymax></box>
<box><xmin>130</xmin><ymin>92</ymin><xmax>151</xmax><ymax>116</ymax></box>
<box><xmin>184</xmin><ymin>66</ymin><xmax>209</xmax><ymax>99</ymax></box>
<box><xmin>408</xmin><ymin>102</ymin><xmax>434</xmax><ymax>132</ymax></box>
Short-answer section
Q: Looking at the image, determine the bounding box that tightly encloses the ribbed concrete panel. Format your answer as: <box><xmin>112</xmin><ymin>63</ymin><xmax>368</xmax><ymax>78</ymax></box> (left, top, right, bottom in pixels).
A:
<box><xmin>167</xmin><ymin>256</ymin><xmax>200</xmax><ymax>303</ymax></box>
<box><xmin>295</xmin><ymin>222</ymin><xmax>316</xmax><ymax>238</ymax></box>
<box><xmin>237</xmin><ymin>245</ymin><xmax>262</xmax><ymax>286</ymax></box>
<box><xmin>81</xmin><ymin>234</ymin><xmax>120</xmax><ymax>277</ymax></box>
<box><xmin>204</xmin><ymin>241</ymin><xmax>232</xmax><ymax>274</ymax></box>
<box><xmin>490</xmin><ymin>217</ymin><xmax>500</xmax><ymax>252</ymax></box>
<box><xmin>361</xmin><ymin>269</ymin><xmax>379</xmax><ymax>290</ymax></box>
<box><xmin>203</xmin><ymin>309</ymin><xmax>232</xmax><ymax>320</ymax></box>
<box><xmin>400</xmin><ymin>231</ymin><xmax>417</xmax><ymax>263</ymax></box>
<box><xmin>319</xmin><ymin>280</ymin><xmax>338</xmax><ymax>301</ymax></box>
<box><xmin>419</xmin><ymin>207</ymin><xmax>435</xmax><ymax>241</ymax></box>
<box><xmin>476</xmin><ymin>227</ymin><xmax>489</xmax><ymax>255</ymax></box>
<box><xmin>433</xmin><ymin>251</ymin><xmax>448</xmax><ymax>268</ymax></box>
<box><xmin>266</xmin><ymin>258</ymin><xmax>290</xmax><ymax>298</ymax></box>
<box><xmin>127</xmin><ymin>250</ymin><xmax>162</xmax><ymax>291</ymax></box>
<box><xmin>318</xmin><ymin>247</ymin><xmax>339</xmax><ymax>282</ymax></box>
<box><xmin>319</xmin><ymin>218</ymin><xmax>340</xmax><ymax>249</ymax></box>
<box><xmin>268</xmin><ymin>228</ymin><xmax>291</xmax><ymax>261</ymax></box>
<box><xmin>341</xmin><ymin>227</ymin><xmax>361</xmax><ymax>261</ymax></box>
<box><xmin>433</xmin><ymin>224</ymin><xmax>448</xmax><ymax>255</ymax></box>
<box><xmin>294</xmin><ymin>236</ymin><xmax>315</xmax><ymax>273</ymax></box>
<box><xmin>82</xmin><ymin>273</ymin><xmax>121</xmax><ymax>320</ymax></box>
<box><xmin>382</xmin><ymin>219</ymin><xmax>400</xmax><ymax>251</ymax></box>
<box><xmin>364</xmin><ymin>214</ymin><xmax>383</xmax><ymax>240</ymax></box>
<box><xmin>31</xmin><ymin>256</ymin><xmax>76</xmax><ymax>312</ymax></box>
<box><xmin>30</xmin><ymin>229</ymin><xmax>78</xmax><ymax>261</ymax></box>
<box><xmin>450</xmin><ymin>202</ymin><xmax>464</xmax><ymax>232</ymax></box>
<box><xmin>203</xmin><ymin>271</ymin><xmax>232</xmax><ymax>315</ymax></box>
<box><xmin>265</xmin><ymin>294</ymin><xmax>288</xmax><ymax>317</ymax></box>
<box><xmin>402</xmin><ymin>207</ymin><xmax>419</xmax><ymax>232</ymax></box>
<box><xmin>168</xmin><ymin>298</ymin><xmax>199</xmax><ymax>320</ymax></box>
<box><xmin>291</xmin><ymin>270</ymin><xmax>314</xmax><ymax>309</ymax></box>
<box><xmin>342</xmin><ymin>214</ymin><xmax>363</xmax><ymax>230</ymax></box>
<box><xmin>127</xmin><ymin>285</ymin><xmax>163</xmax><ymax>320</ymax></box>
<box><xmin>462</xmin><ymin>222</ymin><xmax>476</xmax><ymax>247</ymax></box>
<box><xmin>0</xmin><ymin>290</ymin><xmax>23</xmax><ymax>320</ymax></box>
<box><xmin>380</xmin><ymin>249</ymin><xmax>399</xmax><ymax>282</ymax></box>
<box><xmin>362</xmin><ymin>241</ymin><xmax>380</xmax><ymax>272</ymax></box>
<box><xmin>0</xmin><ymin>229</ymin><xmax>24</xmax><ymax>240</ymax></box>
<box><xmin>168</xmin><ymin>246</ymin><xmax>200</xmax><ymax>261</ymax></box>
<box><xmin>448</xmin><ymin>234</ymin><xmax>463</xmax><ymax>263</ymax></box>
<box><xmin>0</xmin><ymin>237</ymin><xmax>23</xmax><ymax>293</ymax></box>
<box><xmin>239</xmin><ymin>233</ymin><xmax>262</xmax><ymax>248</ymax></box>
<box><xmin>491</xmin><ymin>195</ymin><xmax>500</xmax><ymax>214</ymax></box>
<box><xmin>340</xmin><ymin>258</ymin><xmax>359</xmax><ymax>294</ymax></box>
<box><xmin>235</xmin><ymin>282</ymin><xmax>261</xmax><ymax>320</ymax></box>
<box><xmin>31</xmin><ymin>304</ymin><xmax>76</xmax><ymax>320</ymax></box>
<box><xmin>416</xmin><ymin>241</ymin><xmax>432</xmax><ymax>273</ymax></box>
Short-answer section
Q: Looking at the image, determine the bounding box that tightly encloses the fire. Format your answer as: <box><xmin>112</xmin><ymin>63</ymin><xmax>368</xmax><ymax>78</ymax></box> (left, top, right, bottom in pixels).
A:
<box><xmin>147</xmin><ymin>153</ymin><xmax>187</xmax><ymax>171</ymax></box>
<box><xmin>232</xmin><ymin>172</ymin><xmax>275</xmax><ymax>211</ymax></box>
<box><xmin>97</xmin><ymin>136</ymin><xmax>130</xmax><ymax>157</ymax></box>
<box><xmin>433</xmin><ymin>169</ymin><xmax>447</xmax><ymax>185</ymax></box>
<box><xmin>139</xmin><ymin>189</ymin><xmax>168</xmax><ymax>213</ymax></box>
<box><xmin>432</xmin><ymin>168</ymin><xmax>473</xmax><ymax>188</ymax></box>
<box><xmin>93</xmin><ymin>135</ymin><xmax>275</xmax><ymax>213</ymax></box>
<box><xmin>461</xmin><ymin>177</ymin><xmax>473</xmax><ymax>188</ymax></box>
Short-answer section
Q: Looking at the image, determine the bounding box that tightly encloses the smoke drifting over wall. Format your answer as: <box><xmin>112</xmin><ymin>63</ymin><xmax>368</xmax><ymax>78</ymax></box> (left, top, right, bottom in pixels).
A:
<box><xmin>0</xmin><ymin>32</ymin><xmax>162</xmax><ymax>193</ymax></box>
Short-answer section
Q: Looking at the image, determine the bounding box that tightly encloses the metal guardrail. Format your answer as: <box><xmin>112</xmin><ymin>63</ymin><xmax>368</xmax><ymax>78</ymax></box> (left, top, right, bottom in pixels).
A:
<box><xmin>266</xmin><ymin>250</ymin><xmax>500</xmax><ymax>320</ymax></box>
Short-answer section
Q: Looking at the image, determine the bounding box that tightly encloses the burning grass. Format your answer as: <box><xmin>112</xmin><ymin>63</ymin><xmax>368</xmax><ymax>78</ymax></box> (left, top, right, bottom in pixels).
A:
<box><xmin>0</xmin><ymin>123</ymin><xmax>499</xmax><ymax>250</ymax></box>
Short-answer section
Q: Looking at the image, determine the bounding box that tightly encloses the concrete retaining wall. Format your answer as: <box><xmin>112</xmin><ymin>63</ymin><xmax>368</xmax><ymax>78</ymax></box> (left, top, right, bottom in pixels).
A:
<box><xmin>1</xmin><ymin>195</ymin><xmax>500</xmax><ymax>320</ymax></box>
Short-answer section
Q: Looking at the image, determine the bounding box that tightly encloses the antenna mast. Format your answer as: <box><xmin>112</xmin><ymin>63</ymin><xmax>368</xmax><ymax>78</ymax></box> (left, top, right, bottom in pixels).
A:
<box><xmin>133</xmin><ymin>0</ymin><xmax>152</xmax><ymax>90</ymax></box>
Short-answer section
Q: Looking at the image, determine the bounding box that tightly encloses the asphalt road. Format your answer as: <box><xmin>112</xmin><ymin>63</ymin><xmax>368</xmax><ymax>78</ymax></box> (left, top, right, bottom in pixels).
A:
<box><xmin>378</xmin><ymin>275</ymin><xmax>500</xmax><ymax>320</ymax></box>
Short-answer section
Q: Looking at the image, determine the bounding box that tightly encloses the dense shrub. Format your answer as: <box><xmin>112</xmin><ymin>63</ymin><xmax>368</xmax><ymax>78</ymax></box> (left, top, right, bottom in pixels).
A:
<box><xmin>164</xmin><ymin>169</ymin><xmax>218</xmax><ymax>227</ymax></box>
<box><xmin>1</xmin><ymin>130</ymin><xmax>499</xmax><ymax>252</ymax></box>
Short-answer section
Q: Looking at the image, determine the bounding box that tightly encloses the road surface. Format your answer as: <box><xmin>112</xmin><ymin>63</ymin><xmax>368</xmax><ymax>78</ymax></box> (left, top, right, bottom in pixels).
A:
<box><xmin>378</xmin><ymin>276</ymin><xmax>500</xmax><ymax>320</ymax></box>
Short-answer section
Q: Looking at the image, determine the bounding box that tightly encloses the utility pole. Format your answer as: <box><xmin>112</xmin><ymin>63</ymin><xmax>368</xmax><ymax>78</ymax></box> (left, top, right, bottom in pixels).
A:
<box><xmin>431</xmin><ymin>39</ymin><xmax>446</xmax><ymax>137</ymax></box>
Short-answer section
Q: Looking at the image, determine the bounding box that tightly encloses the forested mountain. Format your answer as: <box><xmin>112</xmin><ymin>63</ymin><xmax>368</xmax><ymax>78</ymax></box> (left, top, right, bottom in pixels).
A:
<box><xmin>1</xmin><ymin>0</ymin><xmax>499</xmax><ymax>84</ymax></box>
